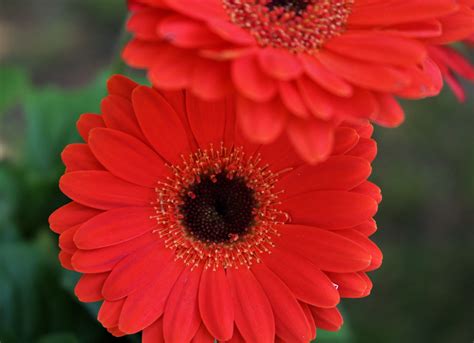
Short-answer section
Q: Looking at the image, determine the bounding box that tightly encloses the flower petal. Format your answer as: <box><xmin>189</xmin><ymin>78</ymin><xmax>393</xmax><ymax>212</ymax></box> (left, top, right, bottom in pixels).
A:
<box><xmin>275</xmin><ymin>224</ymin><xmax>372</xmax><ymax>272</ymax></box>
<box><xmin>252</xmin><ymin>263</ymin><xmax>312</xmax><ymax>343</ymax></box>
<box><xmin>163</xmin><ymin>267</ymin><xmax>202</xmax><ymax>343</ymax></box>
<box><xmin>263</xmin><ymin>248</ymin><xmax>340</xmax><ymax>308</ymax></box>
<box><xmin>89</xmin><ymin>128</ymin><xmax>168</xmax><ymax>187</ymax></box>
<box><xmin>119</xmin><ymin>259</ymin><xmax>184</xmax><ymax>334</ymax></box>
<box><xmin>132</xmin><ymin>86</ymin><xmax>192</xmax><ymax>164</ymax></box>
<box><xmin>102</xmin><ymin>242</ymin><xmax>173</xmax><ymax>300</ymax></box>
<box><xmin>227</xmin><ymin>268</ymin><xmax>275</xmax><ymax>343</ymax></box>
<box><xmin>199</xmin><ymin>268</ymin><xmax>234</xmax><ymax>341</ymax></box>
<box><xmin>49</xmin><ymin>202</ymin><xmax>101</xmax><ymax>234</ymax></box>
<box><xmin>281</xmin><ymin>190</ymin><xmax>378</xmax><ymax>229</ymax></box>
<box><xmin>74</xmin><ymin>207</ymin><xmax>156</xmax><ymax>249</ymax></box>
<box><xmin>232</xmin><ymin>54</ymin><xmax>278</xmax><ymax>102</ymax></box>
<box><xmin>74</xmin><ymin>272</ymin><xmax>108</xmax><ymax>302</ymax></box>
<box><xmin>59</xmin><ymin>171</ymin><xmax>154</xmax><ymax>210</ymax></box>
<box><xmin>279</xmin><ymin>156</ymin><xmax>371</xmax><ymax>196</ymax></box>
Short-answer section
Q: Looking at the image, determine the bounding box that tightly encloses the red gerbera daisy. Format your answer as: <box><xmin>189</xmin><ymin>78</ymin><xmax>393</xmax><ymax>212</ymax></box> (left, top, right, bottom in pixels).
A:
<box><xmin>49</xmin><ymin>75</ymin><xmax>382</xmax><ymax>342</ymax></box>
<box><xmin>122</xmin><ymin>0</ymin><xmax>474</xmax><ymax>163</ymax></box>
<box><xmin>428</xmin><ymin>37</ymin><xmax>474</xmax><ymax>102</ymax></box>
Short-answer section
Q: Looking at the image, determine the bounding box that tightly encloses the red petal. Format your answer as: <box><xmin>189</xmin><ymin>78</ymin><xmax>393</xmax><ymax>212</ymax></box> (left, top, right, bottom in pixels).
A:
<box><xmin>122</xmin><ymin>40</ymin><xmax>164</xmax><ymax>69</ymax></box>
<box><xmin>98</xmin><ymin>299</ymin><xmax>125</xmax><ymax>329</ymax></box>
<box><xmin>300</xmin><ymin>55</ymin><xmax>353</xmax><ymax>97</ymax></box>
<box><xmin>74</xmin><ymin>207</ymin><xmax>156</xmax><ymax>249</ymax></box>
<box><xmin>127</xmin><ymin>9</ymin><xmax>163</xmax><ymax>40</ymax></box>
<box><xmin>373</xmin><ymin>93</ymin><xmax>405</xmax><ymax>127</ymax></box>
<box><xmin>207</xmin><ymin>19</ymin><xmax>255</xmax><ymax>45</ymax></box>
<box><xmin>237</xmin><ymin>96</ymin><xmax>287</xmax><ymax>144</ymax></box>
<box><xmin>119</xmin><ymin>259</ymin><xmax>184</xmax><ymax>334</ymax></box>
<box><xmin>257</xmin><ymin>48</ymin><xmax>303</xmax><ymax>80</ymax></box>
<box><xmin>164</xmin><ymin>0</ymin><xmax>228</xmax><ymax>21</ymax></box>
<box><xmin>352</xmin><ymin>219</ymin><xmax>378</xmax><ymax>236</ymax></box>
<box><xmin>338</xmin><ymin>230</ymin><xmax>383</xmax><ymax>272</ymax></box>
<box><xmin>222</xmin><ymin>327</ymin><xmax>246</xmax><ymax>343</ymax></box>
<box><xmin>158</xmin><ymin>15</ymin><xmax>223</xmax><ymax>48</ymax></box>
<box><xmin>227</xmin><ymin>268</ymin><xmax>275</xmax><ymax>343</ymax></box>
<box><xmin>149</xmin><ymin>45</ymin><xmax>196</xmax><ymax>89</ymax></box>
<box><xmin>59</xmin><ymin>226</ymin><xmax>79</xmax><ymax>254</ymax></box>
<box><xmin>163</xmin><ymin>267</ymin><xmax>202</xmax><ymax>343</ymax></box>
<box><xmin>191</xmin><ymin>59</ymin><xmax>233</xmax><ymax>101</ymax></box>
<box><xmin>317</xmin><ymin>51</ymin><xmax>411</xmax><ymax>93</ymax></box>
<box><xmin>332</xmin><ymin>127</ymin><xmax>359</xmax><ymax>155</ymax></box>
<box><xmin>191</xmin><ymin>324</ymin><xmax>214</xmax><ymax>343</ymax></box>
<box><xmin>199</xmin><ymin>268</ymin><xmax>234</xmax><ymax>341</ymax></box>
<box><xmin>252</xmin><ymin>264</ymin><xmax>312</xmax><ymax>343</ymax></box>
<box><xmin>346</xmin><ymin>138</ymin><xmax>377</xmax><ymax>162</ymax></box>
<box><xmin>275</xmin><ymin>224</ymin><xmax>372</xmax><ymax>272</ymax></box>
<box><xmin>300</xmin><ymin>302</ymin><xmax>317</xmax><ymax>340</ymax></box>
<box><xmin>278</xmin><ymin>81</ymin><xmax>310</xmax><ymax>118</ymax></box>
<box><xmin>326</xmin><ymin>32</ymin><xmax>426</xmax><ymax>66</ymax></box>
<box><xmin>287</xmin><ymin>118</ymin><xmax>335</xmax><ymax>164</ymax></box>
<box><xmin>102</xmin><ymin>242</ymin><xmax>173</xmax><ymax>300</ymax></box>
<box><xmin>280</xmin><ymin>191</ymin><xmax>378</xmax><ymax>229</ymax></box>
<box><xmin>232</xmin><ymin>54</ymin><xmax>278</xmax><ymax>102</ymax></box>
<box><xmin>263</xmin><ymin>248</ymin><xmax>340</xmax><ymax>307</ymax></box>
<box><xmin>142</xmin><ymin>318</ymin><xmax>165</xmax><ymax>343</ymax></box>
<box><xmin>326</xmin><ymin>272</ymin><xmax>368</xmax><ymax>298</ymax></box>
<box><xmin>89</xmin><ymin>128</ymin><xmax>168</xmax><ymax>187</ymax></box>
<box><xmin>74</xmin><ymin>272</ymin><xmax>108</xmax><ymax>302</ymax></box>
<box><xmin>309</xmin><ymin>306</ymin><xmax>343</xmax><ymax>332</ymax></box>
<box><xmin>348</xmin><ymin>0</ymin><xmax>457</xmax><ymax>26</ymax></box>
<box><xmin>186</xmin><ymin>95</ymin><xmax>228</xmax><ymax>148</ymax></box>
<box><xmin>49</xmin><ymin>202</ymin><xmax>101</xmax><ymax>234</ymax></box>
<box><xmin>72</xmin><ymin>232</ymin><xmax>155</xmax><ymax>273</ymax></box>
<box><xmin>101</xmin><ymin>94</ymin><xmax>145</xmax><ymax>140</ymax></box>
<box><xmin>352</xmin><ymin>181</ymin><xmax>382</xmax><ymax>204</ymax></box>
<box><xmin>132</xmin><ymin>86</ymin><xmax>191</xmax><ymax>164</ymax></box>
<box><xmin>58</xmin><ymin>251</ymin><xmax>74</xmax><ymax>270</ymax></box>
<box><xmin>59</xmin><ymin>171</ymin><xmax>154</xmax><ymax>210</ymax></box>
<box><xmin>62</xmin><ymin>144</ymin><xmax>103</xmax><ymax>173</ymax></box>
<box><xmin>279</xmin><ymin>156</ymin><xmax>371</xmax><ymax>197</ymax></box>
<box><xmin>77</xmin><ymin>113</ymin><xmax>105</xmax><ymax>143</ymax></box>
<box><xmin>107</xmin><ymin>75</ymin><xmax>139</xmax><ymax>99</ymax></box>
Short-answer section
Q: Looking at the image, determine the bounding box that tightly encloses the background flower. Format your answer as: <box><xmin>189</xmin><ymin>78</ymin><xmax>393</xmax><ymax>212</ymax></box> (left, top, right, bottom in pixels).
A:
<box><xmin>123</xmin><ymin>0</ymin><xmax>474</xmax><ymax>162</ymax></box>
<box><xmin>50</xmin><ymin>75</ymin><xmax>381</xmax><ymax>342</ymax></box>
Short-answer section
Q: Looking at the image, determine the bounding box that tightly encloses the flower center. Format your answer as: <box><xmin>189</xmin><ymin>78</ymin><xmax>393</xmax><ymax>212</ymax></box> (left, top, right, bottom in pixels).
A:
<box><xmin>266</xmin><ymin>0</ymin><xmax>309</xmax><ymax>13</ymax></box>
<box><xmin>223</xmin><ymin>0</ymin><xmax>355</xmax><ymax>53</ymax></box>
<box><xmin>179</xmin><ymin>173</ymin><xmax>256</xmax><ymax>243</ymax></box>
<box><xmin>152</xmin><ymin>144</ymin><xmax>287</xmax><ymax>270</ymax></box>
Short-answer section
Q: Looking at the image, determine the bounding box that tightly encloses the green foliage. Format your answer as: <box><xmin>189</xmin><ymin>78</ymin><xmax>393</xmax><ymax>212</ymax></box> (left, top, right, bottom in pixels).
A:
<box><xmin>0</xmin><ymin>66</ymin><xmax>31</xmax><ymax>117</ymax></box>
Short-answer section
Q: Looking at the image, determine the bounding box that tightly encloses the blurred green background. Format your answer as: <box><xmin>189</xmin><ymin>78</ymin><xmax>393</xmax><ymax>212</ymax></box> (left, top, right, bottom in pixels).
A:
<box><xmin>0</xmin><ymin>1</ymin><xmax>473</xmax><ymax>342</ymax></box>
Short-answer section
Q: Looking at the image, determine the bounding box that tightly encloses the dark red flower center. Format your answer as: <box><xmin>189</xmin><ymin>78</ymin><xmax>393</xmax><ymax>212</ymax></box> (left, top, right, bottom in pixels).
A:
<box><xmin>152</xmin><ymin>145</ymin><xmax>287</xmax><ymax>269</ymax></box>
<box><xmin>223</xmin><ymin>0</ymin><xmax>354</xmax><ymax>53</ymax></box>
<box><xmin>180</xmin><ymin>172</ymin><xmax>256</xmax><ymax>243</ymax></box>
<box><xmin>266</xmin><ymin>0</ymin><xmax>309</xmax><ymax>14</ymax></box>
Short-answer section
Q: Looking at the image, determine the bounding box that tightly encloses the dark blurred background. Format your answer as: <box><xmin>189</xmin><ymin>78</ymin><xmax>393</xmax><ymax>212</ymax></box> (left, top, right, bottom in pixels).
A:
<box><xmin>0</xmin><ymin>1</ymin><xmax>473</xmax><ymax>342</ymax></box>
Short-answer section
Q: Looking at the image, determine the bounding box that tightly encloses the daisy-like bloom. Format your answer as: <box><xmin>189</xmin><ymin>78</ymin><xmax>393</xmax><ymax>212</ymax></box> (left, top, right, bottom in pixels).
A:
<box><xmin>49</xmin><ymin>75</ymin><xmax>382</xmax><ymax>343</ymax></box>
<box><xmin>428</xmin><ymin>37</ymin><xmax>474</xmax><ymax>102</ymax></box>
<box><xmin>123</xmin><ymin>0</ymin><xmax>474</xmax><ymax>163</ymax></box>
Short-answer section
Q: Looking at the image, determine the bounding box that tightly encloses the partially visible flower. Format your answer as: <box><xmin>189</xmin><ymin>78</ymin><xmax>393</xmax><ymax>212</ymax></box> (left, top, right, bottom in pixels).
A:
<box><xmin>123</xmin><ymin>0</ymin><xmax>474</xmax><ymax>163</ymax></box>
<box><xmin>50</xmin><ymin>75</ymin><xmax>382</xmax><ymax>342</ymax></box>
<box><xmin>429</xmin><ymin>38</ymin><xmax>474</xmax><ymax>102</ymax></box>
